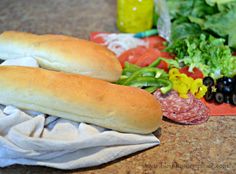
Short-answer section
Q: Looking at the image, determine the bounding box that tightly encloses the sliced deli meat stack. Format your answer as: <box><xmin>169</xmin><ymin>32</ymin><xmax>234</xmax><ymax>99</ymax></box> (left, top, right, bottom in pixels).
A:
<box><xmin>154</xmin><ymin>90</ymin><xmax>209</xmax><ymax>124</ymax></box>
<box><xmin>164</xmin><ymin>98</ymin><xmax>209</xmax><ymax>125</ymax></box>
<box><xmin>154</xmin><ymin>90</ymin><xmax>195</xmax><ymax>115</ymax></box>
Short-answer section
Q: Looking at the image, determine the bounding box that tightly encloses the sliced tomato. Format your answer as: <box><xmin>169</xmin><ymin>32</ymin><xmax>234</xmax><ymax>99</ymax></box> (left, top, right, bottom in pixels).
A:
<box><xmin>118</xmin><ymin>46</ymin><xmax>147</xmax><ymax>67</ymax></box>
<box><xmin>158</xmin><ymin>52</ymin><xmax>175</xmax><ymax>71</ymax></box>
<box><xmin>133</xmin><ymin>48</ymin><xmax>173</xmax><ymax>71</ymax></box>
<box><xmin>118</xmin><ymin>46</ymin><xmax>174</xmax><ymax>70</ymax></box>
<box><xmin>179</xmin><ymin>66</ymin><xmax>204</xmax><ymax>79</ymax></box>
<box><xmin>157</xmin><ymin>60</ymin><xmax>169</xmax><ymax>72</ymax></box>
<box><xmin>90</xmin><ymin>32</ymin><xmax>107</xmax><ymax>44</ymax></box>
<box><xmin>91</xmin><ymin>33</ymin><xmax>167</xmax><ymax>51</ymax></box>
<box><xmin>90</xmin><ymin>32</ymin><xmax>174</xmax><ymax>70</ymax></box>
<box><xmin>143</xmin><ymin>36</ymin><xmax>167</xmax><ymax>50</ymax></box>
<box><xmin>160</xmin><ymin>51</ymin><xmax>174</xmax><ymax>59</ymax></box>
<box><xmin>135</xmin><ymin>48</ymin><xmax>161</xmax><ymax>67</ymax></box>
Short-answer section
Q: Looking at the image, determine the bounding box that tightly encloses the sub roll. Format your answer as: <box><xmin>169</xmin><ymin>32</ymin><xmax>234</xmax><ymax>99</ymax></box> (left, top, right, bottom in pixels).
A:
<box><xmin>0</xmin><ymin>31</ymin><xmax>122</xmax><ymax>82</ymax></box>
<box><xmin>0</xmin><ymin>66</ymin><xmax>162</xmax><ymax>134</ymax></box>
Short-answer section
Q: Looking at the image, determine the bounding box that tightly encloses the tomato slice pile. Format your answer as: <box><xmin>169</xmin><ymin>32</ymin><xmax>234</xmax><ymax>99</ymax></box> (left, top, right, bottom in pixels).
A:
<box><xmin>179</xmin><ymin>66</ymin><xmax>204</xmax><ymax>80</ymax></box>
<box><xmin>90</xmin><ymin>32</ymin><xmax>203</xmax><ymax>78</ymax></box>
<box><xmin>118</xmin><ymin>47</ymin><xmax>173</xmax><ymax>71</ymax></box>
<box><xmin>117</xmin><ymin>35</ymin><xmax>174</xmax><ymax>71</ymax></box>
<box><xmin>143</xmin><ymin>36</ymin><xmax>167</xmax><ymax>50</ymax></box>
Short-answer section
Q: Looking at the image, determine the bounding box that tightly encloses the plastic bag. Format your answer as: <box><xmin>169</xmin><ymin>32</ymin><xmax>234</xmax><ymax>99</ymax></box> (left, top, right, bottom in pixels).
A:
<box><xmin>155</xmin><ymin>0</ymin><xmax>171</xmax><ymax>42</ymax></box>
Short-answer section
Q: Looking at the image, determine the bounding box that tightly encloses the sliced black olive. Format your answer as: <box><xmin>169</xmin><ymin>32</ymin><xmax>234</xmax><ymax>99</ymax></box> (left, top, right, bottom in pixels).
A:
<box><xmin>233</xmin><ymin>75</ymin><xmax>236</xmax><ymax>83</ymax></box>
<box><xmin>227</xmin><ymin>77</ymin><xmax>234</xmax><ymax>84</ymax></box>
<box><xmin>204</xmin><ymin>88</ymin><xmax>215</xmax><ymax>101</ymax></box>
<box><xmin>216</xmin><ymin>76</ymin><xmax>228</xmax><ymax>85</ymax></box>
<box><xmin>215</xmin><ymin>92</ymin><xmax>224</xmax><ymax>104</ymax></box>
<box><xmin>216</xmin><ymin>81</ymin><xmax>224</xmax><ymax>92</ymax></box>
<box><xmin>222</xmin><ymin>84</ymin><xmax>234</xmax><ymax>94</ymax></box>
<box><xmin>230</xmin><ymin>93</ymin><xmax>236</xmax><ymax>106</ymax></box>
<box><xmin>233</xmin><ymin>76</ymin><xmax>236</xmax><ymax>93</ymax></box>
<box><xmin>203</xmin><ymin>76</ymin><xmax>214</xmax><ymax>87</ymax></box>
<box><xmin>217</xmin><ymin>76</ymin><xmax>234</xmax><ymax>85</ymax></box>
<box><xmin>224</xmin><ymin>94</ymin><xmax>231</xmax><ymax>104</ymax></box>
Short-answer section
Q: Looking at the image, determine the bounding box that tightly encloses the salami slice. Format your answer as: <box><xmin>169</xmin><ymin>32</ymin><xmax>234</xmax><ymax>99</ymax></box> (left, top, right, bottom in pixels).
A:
<box><xmin>165</xmin><ymin>99</ymin><xmax>209</xmax><ymax>124</ymax></box>
<box><xmin>154</xmin><ymin>90</ymin><xmax>194</xmax><ymax>114</ymax></box>
<box><xmin>154</xmin><ymin>90</ymin><xmax>209</xmax><ymax>124</ymax></box>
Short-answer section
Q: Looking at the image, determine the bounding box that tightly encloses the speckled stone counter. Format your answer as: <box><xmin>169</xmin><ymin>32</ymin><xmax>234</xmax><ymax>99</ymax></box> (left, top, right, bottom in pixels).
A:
<box><xmin>0</xmin><ymin>0</ymin><xmax>235</xmax><ymax>173</ymax></box>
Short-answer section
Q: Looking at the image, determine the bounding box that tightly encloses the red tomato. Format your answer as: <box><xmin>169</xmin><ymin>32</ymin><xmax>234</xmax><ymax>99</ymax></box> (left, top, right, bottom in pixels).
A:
<box><xmin>90</xmin><ymin>33</ymin><xmax>168</xmax><ymax>51</ymax></box>
<box><xmin>143</xmin><ymin>36</ymin><xmax>167</xmax><ymax>50</ymax></box>
<box><xmin>157</xmin><ymin>60</ymin><xmax>169</xmax><ymax>72</ymax></box>
<box><xmin>179</xmin><ymin>66</ymin><xmax>204</xmax><ymax>79</ymax></box>
<box><xmin>118</xmin><ymin>46</ymin><xmax>174</xmax><ymax>70</ymax></box>
<box><xmin>160</xmin><ymin>51</ymin><xmax>174</xmax><ymax>59</ymax></box>
<box><xmin>118</xmin><ymin>46</ymin><xmax>147</xmax><ymax>67</ymax></box>
<box><xmin>158</xmin><ymin>52</ymin><xmax>175</xmax><ymax>71</ymax></box>
<box><xmin>135</xmin><ymin>48</ymin><xmax>161</xmax><ymax>67</ymax></box>
<box><xmin>90</xmin><ymin>32</ymin><xmax>175</xmax><ymax>70</ymax></box>
<box><xmin>90</xmin><ymin>32</ymin><xmax>107</xmax><ymax>44</ymax></box>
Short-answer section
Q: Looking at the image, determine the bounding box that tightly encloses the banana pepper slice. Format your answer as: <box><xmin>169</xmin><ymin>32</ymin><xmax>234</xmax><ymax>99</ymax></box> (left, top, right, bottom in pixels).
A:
<box><xmin>169</xmin><ymin>68</ymin><xmax>207</xmax><ymax>99</ymax></box>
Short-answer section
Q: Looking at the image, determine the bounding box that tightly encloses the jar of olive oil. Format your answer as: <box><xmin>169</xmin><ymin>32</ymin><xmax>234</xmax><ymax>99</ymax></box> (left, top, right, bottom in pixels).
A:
<box><xmin>117</xmin><ymin>0</ymin><xmax>154</xmax><ymax>33</ymax></box>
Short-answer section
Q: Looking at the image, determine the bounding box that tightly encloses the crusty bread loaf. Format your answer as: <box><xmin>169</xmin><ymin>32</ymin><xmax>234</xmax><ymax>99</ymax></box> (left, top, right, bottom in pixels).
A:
<box><xmin>0</xmin><ymin>66</ymin><xmax>162</xmax><ymax>134</ymax></box>
<box><xmin>0</xmin><ymin>31</ymin><xmax>122</xmax><ymax>82</ymax></box>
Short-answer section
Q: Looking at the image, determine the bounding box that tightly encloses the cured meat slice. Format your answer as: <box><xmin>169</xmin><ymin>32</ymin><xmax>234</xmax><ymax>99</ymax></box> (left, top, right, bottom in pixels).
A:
<box><xmin>154</xmin><ymin>90</ymin><xmax>194</xmax><ymax>114</ymax></box>
<box><xmin>154</xmin><ymin>90</ymin><xmax>209</xmax><ymax>124</ymax></box>
<box><xmin>165</xmin><ymin>99</ymin><xmax>209</xmax><ymax>124</ymax></box>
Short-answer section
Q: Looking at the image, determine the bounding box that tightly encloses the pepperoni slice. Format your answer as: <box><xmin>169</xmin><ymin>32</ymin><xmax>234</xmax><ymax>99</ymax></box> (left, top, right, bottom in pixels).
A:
<box><xmin>154</xmin><ymin>90</ymin><xmax>194</xmax><ymax>114</ymax></box>
<box><xmin>154</xmin><ymin>90</ymin><xmax>209</xmax><ymax>124</ymax></box>
<box><xmin>165</xmin><ymin>99</ymin><xmax>209</xmax><ymax>124</ymax></box>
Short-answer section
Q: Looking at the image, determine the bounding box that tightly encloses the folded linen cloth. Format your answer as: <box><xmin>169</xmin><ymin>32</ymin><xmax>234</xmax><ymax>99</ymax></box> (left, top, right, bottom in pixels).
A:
<box><xmin>0</xmin><ymin>58</ymin><xmax>160</xmax><ymax>169</ymax></box>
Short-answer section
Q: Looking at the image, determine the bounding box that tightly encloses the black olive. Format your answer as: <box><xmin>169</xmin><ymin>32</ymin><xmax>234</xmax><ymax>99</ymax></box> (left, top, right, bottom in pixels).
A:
<box><xmin>216</xmin><ymin>81</ymin><xmax>224</xmax><ymax>92</ymax></box>
<box><xmin>222</xmin><ymin>84</ymin><xmax>234</xmax><ymax>94</ymax></box>
<box><xmin>203</xmin><ymin>76</ymin><xmax>214</xmax><ymax>87</ymax></box>
<box><xmin>215</xmin><ymin>92</ymin><xmax>224</xmax><ymax>104</ymax></box>
<box><xmin>204</xmin><ymin>88</ymin><xmax>215</xmax><ymax>101</ymax></box>
<box><xmin>230</xmin><ymin>93</ymin><xmax>236</xmax><ymax>106</ymax></box>
<box><xmin>233</xmin><ymin>75</ymin><xmax>236</xmax><ymax>83</ymax></box>
<box><xmin>216</xmin><ymin>76</ymin><xmax>228</xmax><ymax>85</ymax></box>
<box><xmin>233</xmin><ymin>77</ymin><xmax>236</xmax><ymax>93</ymax></box>
<box><xmin>224</xmin><ymin>94</ymin><xmax>231</xmax><ymax>104</ymax></box>
<box><xmin>217</xmin><ymin>76</ymin><xmax>234</xmax><ymax>85</ymax></box>
<box><xmin>227</xmin><ymin>77</ymin><xmax>234</xmax><ymax>84</ymax></box>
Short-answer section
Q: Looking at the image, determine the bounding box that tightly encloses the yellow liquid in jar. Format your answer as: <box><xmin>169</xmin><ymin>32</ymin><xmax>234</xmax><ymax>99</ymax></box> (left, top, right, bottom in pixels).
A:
<box><xmin>117</xmin><ymin>0</ymin><xmax>154</xmax><ymax>33</ymax></box>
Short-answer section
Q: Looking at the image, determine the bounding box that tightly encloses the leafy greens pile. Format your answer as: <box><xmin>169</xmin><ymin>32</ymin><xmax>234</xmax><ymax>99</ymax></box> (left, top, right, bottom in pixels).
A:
<box><xmin>167</xmin><ymin>34</ymin><xmax>236</xmax><ymax>79</ymax></box>
<box><xmin>167</xmin><ymin>0</ymin><xmax>236</xmax><ymax>49</ymax></box>
<box><xmin>165</xmin><ymin>0</ymin><xmax>236</xmax><ymax>79</ymax></box>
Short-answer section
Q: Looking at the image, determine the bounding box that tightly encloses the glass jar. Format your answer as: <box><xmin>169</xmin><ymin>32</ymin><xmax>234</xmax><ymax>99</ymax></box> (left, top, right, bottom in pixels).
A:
<box><xmin>117</xmin><ymin>0</ymin><xmax>154</xmax><ymax>33</ymax></box>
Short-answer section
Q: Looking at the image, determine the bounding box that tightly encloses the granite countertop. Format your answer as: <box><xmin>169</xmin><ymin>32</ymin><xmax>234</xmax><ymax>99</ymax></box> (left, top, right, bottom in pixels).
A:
<box><xmin>0</xmin><ymin>0</ymin><xmax>235</xmax><ymax>173</ymax></box>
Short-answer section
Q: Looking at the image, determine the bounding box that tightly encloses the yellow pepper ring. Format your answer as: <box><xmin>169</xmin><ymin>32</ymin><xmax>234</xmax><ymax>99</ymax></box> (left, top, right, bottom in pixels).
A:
<box><xmin>177</xmin><ymin>83</ymin><xmax>189</xmax><ymax>95</ymax></box>
<box><xmin>168</xmin><ymin>68</ymin><xmax>207</xmax><ymax>99</ymax></box>
<box><xmin>190</xmin><ymin>79</ymin><xmax>204</xmax><ymax>95</ymax></box>
<box><xmin>168</xmin><ymin>68</ymin><xmax>180</xmax><ymax>76</ymax></box>
<box><xmin>195</xmin><ymin>85</ymin><xmax>208</xmax><ymax>99</ymax></box>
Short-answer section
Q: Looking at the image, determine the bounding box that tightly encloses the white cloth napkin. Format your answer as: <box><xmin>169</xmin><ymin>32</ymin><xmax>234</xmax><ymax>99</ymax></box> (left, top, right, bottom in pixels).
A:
<box><xmin>0</xmin><ymin>58</ymin><xmax>160</xmax><ymax>170</ymax></box>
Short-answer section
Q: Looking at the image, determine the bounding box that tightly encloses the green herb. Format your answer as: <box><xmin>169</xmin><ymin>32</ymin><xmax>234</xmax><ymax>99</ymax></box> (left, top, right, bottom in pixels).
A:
<box><xmin>167</xmin><ymin>34</ymin><xmax>236</xmax><ymax>79</ymax></box>
<box><xmin>167</xmin><ymin>0</ymin><xmax>236</xmax><ymax>49</ymax></box>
